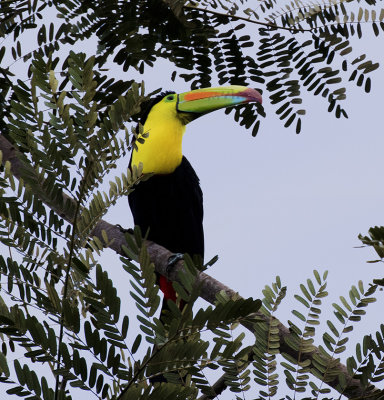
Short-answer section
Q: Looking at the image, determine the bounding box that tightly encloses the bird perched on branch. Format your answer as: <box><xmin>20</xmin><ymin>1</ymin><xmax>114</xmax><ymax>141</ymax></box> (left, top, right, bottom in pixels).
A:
<box><xmin>128</xmin><ymin>86</ymin><xmax>262</xmax><ymax>321</ymax></box>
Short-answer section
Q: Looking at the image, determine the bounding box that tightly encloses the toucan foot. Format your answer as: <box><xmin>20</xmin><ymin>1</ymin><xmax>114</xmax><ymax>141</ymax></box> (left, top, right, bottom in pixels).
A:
<box><xmin>116</xmin><ymin>224</ymin><xmax>133</xmax><ymax>234</ymax></box>
<box><xmin>166</xmin><ymin>253</ymin><xmax>184</xmax><ymax>276</ymax></box>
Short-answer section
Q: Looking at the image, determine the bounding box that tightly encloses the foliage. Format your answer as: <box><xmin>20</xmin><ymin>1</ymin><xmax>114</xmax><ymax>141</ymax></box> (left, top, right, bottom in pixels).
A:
<box><xmin>0</xmin><ymin>0</ymin><xmax>383</xmax><ymax>399</ymax></box>
<box><xmin>0</xmin><ymin>0</ymin><xmax>382</xmax><ymax>138</ymax></box>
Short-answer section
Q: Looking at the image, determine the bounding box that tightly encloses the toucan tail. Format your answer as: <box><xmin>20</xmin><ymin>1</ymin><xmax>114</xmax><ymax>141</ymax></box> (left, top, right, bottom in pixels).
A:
<box><xmin>159</xmin><ymin>275</ymin><xmax>177</xmax><ymax>303</ymax></box>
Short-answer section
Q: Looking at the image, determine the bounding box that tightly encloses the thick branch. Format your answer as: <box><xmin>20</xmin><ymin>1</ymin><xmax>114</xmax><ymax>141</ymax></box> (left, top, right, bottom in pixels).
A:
<box><xmin>0</xmin><ymin>134</ymin><xmax>380</xmax><ymax>399</ymax></box>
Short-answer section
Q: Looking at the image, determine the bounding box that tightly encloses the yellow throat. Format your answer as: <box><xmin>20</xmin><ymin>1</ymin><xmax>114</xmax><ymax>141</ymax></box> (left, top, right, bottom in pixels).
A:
<box><xmin>131</xmin><ymin>99</ymin><xmax>186</xmax><ymax>174</ymax></box>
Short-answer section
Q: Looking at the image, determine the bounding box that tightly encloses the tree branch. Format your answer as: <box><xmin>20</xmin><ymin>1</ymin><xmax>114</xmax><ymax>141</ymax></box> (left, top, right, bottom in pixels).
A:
<box><xmin>183</xmin><ymin>5</ymin><xmax>311</xmax><ymax>33</ymax></box>
<box><xmin>0</xmin><ymin>134</ymin><xmax>380</xmax><ymax>399</ymax></box>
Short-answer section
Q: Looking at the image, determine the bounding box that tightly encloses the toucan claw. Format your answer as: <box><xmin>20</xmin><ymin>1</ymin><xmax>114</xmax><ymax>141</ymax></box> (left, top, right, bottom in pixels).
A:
<box><xmin>116</xmin><ymin>224</ymin><xmax>133</xmax><ymax>234</ymax></box>
<box><xmin>166</xmin><ymin>253</ymin><xmax>184</xmax><ymax>277</ymax></box>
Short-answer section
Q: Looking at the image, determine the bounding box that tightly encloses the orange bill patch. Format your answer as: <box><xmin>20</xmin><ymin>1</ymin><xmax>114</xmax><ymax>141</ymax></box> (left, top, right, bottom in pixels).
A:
<box><xmin>183</xmin><ymin>91</ymin><xmax>225</xmax><ymax>101</ymax></box>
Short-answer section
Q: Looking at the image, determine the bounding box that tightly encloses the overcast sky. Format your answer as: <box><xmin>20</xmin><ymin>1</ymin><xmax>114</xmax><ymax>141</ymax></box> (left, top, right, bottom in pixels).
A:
<box><xmin>3</xmin><ymin>5</ymin><xmax>384</xmax><ymax>398</ymax></box>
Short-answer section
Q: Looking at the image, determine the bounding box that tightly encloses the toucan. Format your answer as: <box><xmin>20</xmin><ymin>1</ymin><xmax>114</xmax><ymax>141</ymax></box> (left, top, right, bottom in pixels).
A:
<box><xmin>128</xmin><ymin>85</ymin><xmax>262</xmax><ymax>318</ymax></box>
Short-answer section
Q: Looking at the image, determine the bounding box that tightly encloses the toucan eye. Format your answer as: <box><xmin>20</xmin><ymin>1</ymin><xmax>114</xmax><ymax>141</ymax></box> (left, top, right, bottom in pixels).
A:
<box><xmin>167</xmin><ymin>95</ymin><xmax>174</xmax><ymax>100</ymax></box>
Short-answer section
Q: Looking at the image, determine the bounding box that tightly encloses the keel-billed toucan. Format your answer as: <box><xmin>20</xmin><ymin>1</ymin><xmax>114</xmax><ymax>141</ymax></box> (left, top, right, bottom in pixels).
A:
<box><xmin>128</xmin><ymin>85</ymin><xmax>262</xmax><ymax>315</ymax></box>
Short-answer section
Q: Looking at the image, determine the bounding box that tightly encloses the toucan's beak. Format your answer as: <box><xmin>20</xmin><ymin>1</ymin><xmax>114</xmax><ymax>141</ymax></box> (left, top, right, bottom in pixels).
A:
<box><xmin>176</xmin><ymin>85</ymin><xmax>262</xmax><ymax>116</ymax></box>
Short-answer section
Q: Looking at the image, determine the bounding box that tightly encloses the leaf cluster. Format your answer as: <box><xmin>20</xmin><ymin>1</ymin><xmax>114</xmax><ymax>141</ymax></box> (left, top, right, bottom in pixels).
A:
<box><xmin>248</xmin><ymin>271</ymin><xmax>384</xmax><ymax>399</ymax></box>
<box><xmin>0</xmin><ymin>0</ymin><xmax>381</xmax><ymax>139</ymax></box>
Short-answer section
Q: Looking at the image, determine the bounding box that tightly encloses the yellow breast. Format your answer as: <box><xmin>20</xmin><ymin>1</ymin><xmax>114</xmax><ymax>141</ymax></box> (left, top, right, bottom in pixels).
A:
<box><xmin>131</xmin><ymin>101</ymin><xmax>186</xmax><ymax>174</ymax></box>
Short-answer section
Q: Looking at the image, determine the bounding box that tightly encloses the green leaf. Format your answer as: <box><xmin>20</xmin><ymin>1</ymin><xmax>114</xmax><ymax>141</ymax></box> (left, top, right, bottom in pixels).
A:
<box><xmin>0</xmin><ymin>352</ymin><xmax>10</xmax><ymax>377</ymax></box>
<box><xmin>292</xmin><ymin>310</ymin><xmax>306</xmax><ymax>322</ymax></box>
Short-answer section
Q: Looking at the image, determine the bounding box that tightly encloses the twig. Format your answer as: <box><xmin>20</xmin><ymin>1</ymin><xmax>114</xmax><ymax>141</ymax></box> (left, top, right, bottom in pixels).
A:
<box><xmin>183</xmin><ymin>5</ymin><xmax>311</xmax><ymax>33</ymax></box>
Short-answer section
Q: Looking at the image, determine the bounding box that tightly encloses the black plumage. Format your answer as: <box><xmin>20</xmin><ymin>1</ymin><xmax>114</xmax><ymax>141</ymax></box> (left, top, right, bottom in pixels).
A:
<box><xmin>128</xmin><ymin>155</ymin><xmax>204</xmax><ymax>258</ymax></box>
